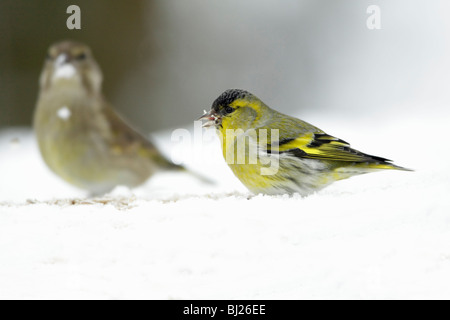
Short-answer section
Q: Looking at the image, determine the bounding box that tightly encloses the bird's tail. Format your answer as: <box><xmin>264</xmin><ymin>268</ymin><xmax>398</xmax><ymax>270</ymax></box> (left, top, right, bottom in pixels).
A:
<box><xmin>332</xmin><ymin>156</ymin><xmax>413</xmax><ymax>181</ymax></box>
<box><xmin>153</xmin><ymin>153</ymin><xmax>215</xmax><ymax>184</ymax></box>
<box><xmin>352</xmin><ymin>153</ymin><xmax>413</xmax><ymax>172</ymax></box>
<box><xmin>360</xmin><ymin>162</ymin><xmax>413</xmax><ymax>171</ymax></box>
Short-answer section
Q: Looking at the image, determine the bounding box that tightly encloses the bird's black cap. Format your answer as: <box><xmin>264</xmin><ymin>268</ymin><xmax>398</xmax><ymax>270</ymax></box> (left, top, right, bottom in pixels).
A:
<box><xmin>212</xmin><ymin>89</ymin><xmax>252</xmax><ymax>111</ymax></box>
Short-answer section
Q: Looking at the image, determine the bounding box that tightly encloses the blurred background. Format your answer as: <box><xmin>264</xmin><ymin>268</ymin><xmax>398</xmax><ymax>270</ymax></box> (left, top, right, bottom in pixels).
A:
<box><xmin>1</xmin><ymin>0</ymin><xmax>450</xmax><ymax>133</ymax></box>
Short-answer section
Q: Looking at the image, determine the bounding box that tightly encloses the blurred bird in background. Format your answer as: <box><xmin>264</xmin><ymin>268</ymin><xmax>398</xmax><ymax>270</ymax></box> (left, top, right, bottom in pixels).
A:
<box><xmin>200</xmin><ymin>89</ymin><xmax>411</xmax><ymax>196</ymax></box>
<box><xmin>34</xmin><ymin>40</ymin><xmax>188</xmax><ymax>195</ymax></box>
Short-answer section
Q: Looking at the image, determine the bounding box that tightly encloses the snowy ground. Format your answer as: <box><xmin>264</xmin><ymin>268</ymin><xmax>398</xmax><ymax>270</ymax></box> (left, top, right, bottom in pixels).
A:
<box><xmin>0</xmin><ymin>111</ymin><xmax>449</xmax><ymax>299</ymax></box>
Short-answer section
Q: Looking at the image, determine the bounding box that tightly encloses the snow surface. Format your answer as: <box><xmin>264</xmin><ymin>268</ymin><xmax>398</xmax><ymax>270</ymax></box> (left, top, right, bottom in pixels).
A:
<box><xmin>57</xmin><ymin>106</ymin><xmax>72</xmax><ymax>121</ymax></box>
<box><xmin>0</xmin><ymin>112</ymin><xmax>449</xmax><ymax>299</ymax></box>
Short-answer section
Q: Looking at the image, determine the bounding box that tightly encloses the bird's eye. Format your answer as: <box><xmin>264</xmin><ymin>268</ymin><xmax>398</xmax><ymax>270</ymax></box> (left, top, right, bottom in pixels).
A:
<box><xmin>224</xmin><ymin>106</ymin><xmax>235</xmax><ymax>114</ymax></box>
<box><xmin>75</xmin><ymin>53</ymin><xmax>87</xmax><ymax>60</ymax></box>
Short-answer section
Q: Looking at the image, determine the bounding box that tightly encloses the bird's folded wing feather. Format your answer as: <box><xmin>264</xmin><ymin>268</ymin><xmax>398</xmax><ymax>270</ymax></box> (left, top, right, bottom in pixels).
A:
<box><xmin>102</xmin><ymin>104</ymin><xmax>156</xmax><ymax>153</ymax></box>
<box><xmin>267</xmin><ymin>131</ymin><xmax>390</xmax><ymax>163</ymax></box>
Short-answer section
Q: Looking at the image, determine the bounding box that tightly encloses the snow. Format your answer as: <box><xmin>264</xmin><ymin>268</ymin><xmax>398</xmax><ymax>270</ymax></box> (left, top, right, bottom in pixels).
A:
<box><xmin>57</xmin><ymin>106</ymin><xmax>72</xmax><ymax>121</ymax></box>
<box><xmin>0</xmin><ymin>111</ymin><xmax>449</xmax><ymax>299</ymax></box>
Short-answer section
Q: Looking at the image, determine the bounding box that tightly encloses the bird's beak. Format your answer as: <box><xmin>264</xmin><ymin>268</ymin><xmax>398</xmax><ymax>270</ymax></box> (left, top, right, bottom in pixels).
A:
<box><xmin>55</xmin><ymin>53</ymin><xmax>70</xmax><ymax>66</ymax></box>
<box><xmin>198</xmin><ymin>109</ymin><xmax>221</xmax><ymax>128</ymax></box>
<box><xmin>52</xmin><ymin>53</ymin><xmax>77</xmax><ymax>80</ymax></box>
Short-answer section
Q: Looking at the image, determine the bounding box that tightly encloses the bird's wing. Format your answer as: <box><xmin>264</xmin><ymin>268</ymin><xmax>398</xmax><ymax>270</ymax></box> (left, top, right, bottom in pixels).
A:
<box><xmin>103</xmin><ymin>104</ymin><xmax>155</xmax><ymax>151</ymax></box>
<box><xmin>261</xmin><ymin>115</ymin><xmax>392</xmax><ymax>164</ymax></box>
<box><xmin>268</xmin><ymin>131</ymin><xmax>390</xmax><ymax>163</ymax></box>
<box><xmin>102</xmin><ymin>103</ymin><xmax>181</xmax><ymax>169</ymax></box>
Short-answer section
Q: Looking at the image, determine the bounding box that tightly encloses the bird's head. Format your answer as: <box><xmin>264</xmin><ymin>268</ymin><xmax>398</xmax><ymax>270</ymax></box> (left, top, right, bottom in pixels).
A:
<box><xmin>199</xmin><ymin>89</ymin><xmax>269</xmax><ymax>132</ymax></box>
<box><xmin>39</xmin><ymin>40</ymin><xmax>103</xmax><ymax>94</ymax></box>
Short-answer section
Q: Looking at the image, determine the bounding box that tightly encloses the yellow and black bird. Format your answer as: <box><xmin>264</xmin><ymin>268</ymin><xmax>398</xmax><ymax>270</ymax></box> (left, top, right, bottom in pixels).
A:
<box><xmin>34</xmin><ymin>40</ymin><xmax>184</xmax><ymax>195</ymax></box>
<box><xmin>200</xmin><ymin>89</ymin><xmax>411</xmax><ymax>196</ymax></box>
